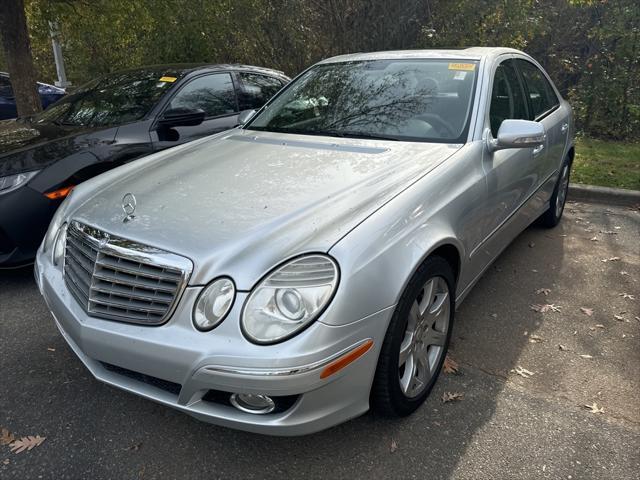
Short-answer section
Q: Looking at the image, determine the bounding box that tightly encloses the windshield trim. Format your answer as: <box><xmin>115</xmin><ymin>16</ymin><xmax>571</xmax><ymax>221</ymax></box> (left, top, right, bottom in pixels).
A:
<box><xmin>244</xmin><ymin>58</ymin><xmax>480</xmax><ymax>144</ymax></box>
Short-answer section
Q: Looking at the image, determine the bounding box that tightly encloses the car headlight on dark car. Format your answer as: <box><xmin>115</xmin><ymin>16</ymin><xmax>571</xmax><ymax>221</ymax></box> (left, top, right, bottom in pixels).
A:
<box><xmin>241</xmin><ymin>254</ymin><xmax>339</xmax><ymax>344</ymax></box>
<box><xmin>0</xmin><ymin>170</ymin><xmax>40</xmax><ymax>196</ymax></box>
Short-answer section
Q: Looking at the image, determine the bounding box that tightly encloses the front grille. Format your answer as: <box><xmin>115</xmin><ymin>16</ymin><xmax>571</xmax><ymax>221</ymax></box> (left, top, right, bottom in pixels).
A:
<box><xmin>64</xmin><ymin>221</ymin><xmax>192</xmax><ymax>325</ymax></box>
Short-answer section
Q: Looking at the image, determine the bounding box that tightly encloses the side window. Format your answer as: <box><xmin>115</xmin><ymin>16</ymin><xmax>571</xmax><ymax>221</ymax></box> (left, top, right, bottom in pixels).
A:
<box><xmin>516</xmin><ymin>60</ymin><xmax>559</xmax><ymax>119</ymax></box>
<box><xmin>237</xmin><ymin>73</ymin><xmax>284</xmax><ymax>110</ymax></box>
<box><xmin>489</xmin><ymin>60</ymin><xmax>528</xmax><ymax>137</ymax></box>
<box><xmin>0</xmin><ymin>76</ymin><xmax>14</xmax><ymax>97</ymax></box>
<box><xmin>169</xmin><ymin>73</ymin><xmax>237</xmax><ymax>117</ymax></box>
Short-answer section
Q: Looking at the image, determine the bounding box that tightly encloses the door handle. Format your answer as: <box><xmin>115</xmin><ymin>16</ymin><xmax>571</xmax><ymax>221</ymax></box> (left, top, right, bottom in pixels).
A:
<box><xmin>532</xmin><ymin>144</ymin><xmax>545</xmax><ymax>156</ymax></box>
<box><xmin>561</xmin><ymin>123</ymin><xmax>568</xmax><ymax>133</ymax></box>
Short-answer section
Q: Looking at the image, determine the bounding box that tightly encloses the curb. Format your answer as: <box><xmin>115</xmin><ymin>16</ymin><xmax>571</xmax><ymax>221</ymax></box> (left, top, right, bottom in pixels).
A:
<box><xmin>568</xmin><ymin>183</ymin><xmax>640</xmax><ymax>207</ymax></box>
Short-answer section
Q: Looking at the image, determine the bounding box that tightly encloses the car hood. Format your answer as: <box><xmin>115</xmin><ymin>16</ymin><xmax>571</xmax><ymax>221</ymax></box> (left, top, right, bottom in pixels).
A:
<box><xmin>0</xmin><ymin>118</ymin><xmax>116</xmax><ymax>176</ymax></box>
<box><xmin>71</xmin><ymin>130</ymin><xmax>461</xmax><ymax>287</ymax></box>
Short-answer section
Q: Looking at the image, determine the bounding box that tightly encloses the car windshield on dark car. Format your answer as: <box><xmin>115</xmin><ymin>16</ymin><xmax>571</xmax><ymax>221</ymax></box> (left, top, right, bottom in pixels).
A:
<box><xmin>33</xmin><ymin>69</ymin><xmax>180</xmax><ymax>127</ymax></box>
<box><xmin>246</xmin><ymin>59</ymin><xmax>478</xmax><ymax>143</ymax></box>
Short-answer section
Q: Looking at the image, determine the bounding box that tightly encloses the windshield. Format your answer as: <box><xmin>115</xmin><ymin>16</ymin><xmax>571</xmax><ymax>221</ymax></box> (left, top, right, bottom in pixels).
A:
<box><xmin>246</xmin><ymin>59</ymin><xmax>478</xmax><ymax>143</ymax></box>
<box><xmin>33</xmin><ymin>69</ymin><xmax>181</xmax><ymax>127</ymax></box>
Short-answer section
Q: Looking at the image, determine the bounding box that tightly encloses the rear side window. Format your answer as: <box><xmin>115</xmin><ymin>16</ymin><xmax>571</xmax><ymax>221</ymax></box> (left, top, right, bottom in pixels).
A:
<box><xmin>169</xmin><ymin>73</ymin><xmax>237</xmax><ymax>117</ymax></box>
<box><xmin>237</xmin><ymin>73</ymin><xmax>284</xmax><ymax>110</ymax></box>
<box><xmin>489</xmin><ymin>60</ymin><xmax>529</xmax><ymax>137</ymax></box>
<box><xmin>516</xmin><ymin>60</ymin><xmax>559</xmax><ymax>119</ymax></box>
<box><xmin>0</xmin><ymin>76</ymin><xmax>13</xmax><ymax>97</ymax></box>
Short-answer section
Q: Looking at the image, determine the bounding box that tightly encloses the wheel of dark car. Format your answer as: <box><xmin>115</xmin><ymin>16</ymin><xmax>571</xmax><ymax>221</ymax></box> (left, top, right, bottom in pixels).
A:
<box><xmin>539</xmin><ymin>156</ymin><xmax>571</xmax><ymax>228</ymax></box>
<box><xmin>371</xmin><ymin>255</ymin><xmax>455</xmax><ymax>416</ymax></box>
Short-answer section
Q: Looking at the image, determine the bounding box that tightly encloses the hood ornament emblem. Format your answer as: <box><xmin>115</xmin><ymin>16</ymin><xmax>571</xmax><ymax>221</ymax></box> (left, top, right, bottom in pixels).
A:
<box><xmin>121</xmin><ymin>193</ymin><xmax>136</xmax><ymax>223</ymax></box>
<box><xmin>98</xmin><ymin>233</ymin><xmax>110</xmax><ymax>249</ymax></box>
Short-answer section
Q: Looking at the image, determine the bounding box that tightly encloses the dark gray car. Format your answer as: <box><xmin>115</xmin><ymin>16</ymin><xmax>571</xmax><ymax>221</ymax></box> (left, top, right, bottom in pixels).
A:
<box><xmin>0</xmin><ymin>64</ymin><xmax>289</xmax><ymax>267</ymax></box>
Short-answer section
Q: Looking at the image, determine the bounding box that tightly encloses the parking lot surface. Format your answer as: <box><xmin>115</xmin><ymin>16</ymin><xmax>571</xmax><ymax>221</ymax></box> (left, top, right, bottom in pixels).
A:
<box><xmin>1</xmin><ymin>201</ymin><xmax>639</xmax><ymax>479</ymax></box>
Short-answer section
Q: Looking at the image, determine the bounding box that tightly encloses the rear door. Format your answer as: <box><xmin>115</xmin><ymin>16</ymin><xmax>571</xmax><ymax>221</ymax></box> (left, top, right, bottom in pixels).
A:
<box><xmin>515</xmin><ymin>59</ymin><xmax>567</xmax><ymax>179</ymax></box>
<box><xmin>151</xmin><ymin>72</ymin><xmax>239</xmax><ymax>149</ymax></box>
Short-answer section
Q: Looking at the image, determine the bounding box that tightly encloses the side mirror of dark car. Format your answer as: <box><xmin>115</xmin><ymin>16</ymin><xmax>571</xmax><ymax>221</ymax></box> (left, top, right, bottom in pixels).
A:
<box><xmin>488</xmin><ymin>119</ymin><xmax>546</xmax><ymax>152</ymax></box>
<box><xmin>237</xmin><ymin>109</ymin><xmax>256</xmax><ymax>126</ymax></box>
<box><xmin>159</xmin><ymin>108</ymin><xmax>206</xmax><ymax>128</ymax></box>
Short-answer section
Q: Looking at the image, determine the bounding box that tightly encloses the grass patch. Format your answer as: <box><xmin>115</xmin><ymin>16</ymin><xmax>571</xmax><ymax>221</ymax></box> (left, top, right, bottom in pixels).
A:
<box><xmin>573</xmin><ymin>137</ymin><xmax>640</xmax><ymax>190</ymax></box>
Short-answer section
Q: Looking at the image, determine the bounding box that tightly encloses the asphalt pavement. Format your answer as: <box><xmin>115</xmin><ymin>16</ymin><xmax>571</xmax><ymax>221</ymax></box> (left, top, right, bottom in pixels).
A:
<box><xmin>1</xmin><ymin>201</ymin><xmax>639</xmax><ymax>479</ymax></box>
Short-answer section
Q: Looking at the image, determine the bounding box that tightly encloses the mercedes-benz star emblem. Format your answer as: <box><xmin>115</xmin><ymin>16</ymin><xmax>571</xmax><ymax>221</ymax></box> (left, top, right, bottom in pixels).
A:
<box><xmin>122</xmin><ymin>193</ymin><xmax>136</xmax><ymax>223</ymax></box>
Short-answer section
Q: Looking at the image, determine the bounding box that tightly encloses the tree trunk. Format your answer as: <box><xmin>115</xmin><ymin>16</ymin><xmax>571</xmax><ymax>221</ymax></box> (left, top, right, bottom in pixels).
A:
<box><xmin>0</xmin><ymin>0</ymin><xmax>42</xmax><ymax>117</ymax></box>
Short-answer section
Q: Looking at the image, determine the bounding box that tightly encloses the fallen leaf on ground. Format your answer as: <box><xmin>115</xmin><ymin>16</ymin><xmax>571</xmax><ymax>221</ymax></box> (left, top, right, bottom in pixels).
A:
<box><xmin>531</xmin><ymin>304</ymin><xmax>562</xmax><ymax>313</ymax></box>
<box><xmin>601</xmin><ymin>256</ymin><xmax>620</xmax><ymax>263</ymax></box>
<box><xmin>0</xmin><ymin>429</ymin><xmax>15</xmax><ymax>446</ymax></box>
<box><xmin>443</xmin><ymin>355</ymin><xmax>459</xmax><ymax>375</ymax></box>
<box><xmin>579</xmin><ymin>354</ymin><xmax>593</xmax><ymax>359</ymax></box>
<box><xmin>511</xmin><ymin>366</ymin><xmax>534</xmax><ymax>378</ymax></box>
<box><xmin>442</xmin><ymin>392</ymin><xmax>464</xmax><ymax>403</ymax></box>
<box><xmin>535</xmin><ymin>288</ymin><xmax>551</xmax><ymax>296</ymax></box>
<box><xmin>583</xmin><ymin>403</ymin><xmax>604</xmax><ymax>414</ymax></box>
<box><xmin>558</xmin><ymin>344</ymin><xmax>568</xmax><ymax>351</ymax></box>
<box><xmin>9</xmin><ymin>435</ymin><xmax>46</xmax><ymax>454</ymax></box>
<box><xmin>529</xmin><ymin>335</ymin><xmax>544</xmax><ymax>343</ymax></box>
<box><xmin>390</xmin><ymin>439</ymin><xmax>398</xmax><ymax>453</ymax></box>
<box><xmin>580</xmin><ymin>307</ymin><xmax>594</xmax><ymax>316</ymax></box>
<box><xmin>619</xmin><ymin>293</ymin><xmax>636</xmax><ymax>300</ymax></box>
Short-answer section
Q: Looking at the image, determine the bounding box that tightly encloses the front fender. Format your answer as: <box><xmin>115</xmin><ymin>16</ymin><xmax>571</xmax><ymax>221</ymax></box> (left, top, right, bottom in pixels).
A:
<box><xmin>326</xmin><ymin>143</ymin><xmax>486</xmax><ymax>326</ymax></box>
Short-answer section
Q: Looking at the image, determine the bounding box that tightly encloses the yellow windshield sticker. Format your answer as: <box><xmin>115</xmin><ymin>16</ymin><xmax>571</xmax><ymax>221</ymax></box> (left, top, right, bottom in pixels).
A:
<box><xmin>159</xmin><ymin>76</ymin><xmax>177</xmax><ymax>82</ymax></box>
<box><xmin>448</xmin><ymin>63</ymin><xmax>476</xmax><ymax>71</ymax></box>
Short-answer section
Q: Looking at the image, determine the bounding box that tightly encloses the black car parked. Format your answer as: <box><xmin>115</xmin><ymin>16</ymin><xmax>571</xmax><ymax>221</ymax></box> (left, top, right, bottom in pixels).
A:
<box><xmin>0</xmin><ymin>64</ymin><xmax>289</xmax><ymax>267</ymax></box>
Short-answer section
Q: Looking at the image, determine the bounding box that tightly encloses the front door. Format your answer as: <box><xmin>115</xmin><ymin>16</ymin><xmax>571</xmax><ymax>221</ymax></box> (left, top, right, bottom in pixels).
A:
<box><xmin>473</xmin><ymin>58</ymin><xmax>546</xmax><ymax>267</ymax></box>
<box><xmin>151</xmin><ymin>72</ymin><xmax>239</xmax><ymax>149</ymax></box>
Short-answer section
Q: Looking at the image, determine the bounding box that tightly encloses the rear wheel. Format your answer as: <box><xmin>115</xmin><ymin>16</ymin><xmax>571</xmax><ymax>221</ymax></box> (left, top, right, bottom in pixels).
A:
<box><xmin>539</xmin><ymin>158</ymin><xmax>571</xmax><ymax>228</ymax></box>
<box><xmin>371</xmin><ymin>256</ymin><xmax>455</xmax><ymax>416</ymax></box>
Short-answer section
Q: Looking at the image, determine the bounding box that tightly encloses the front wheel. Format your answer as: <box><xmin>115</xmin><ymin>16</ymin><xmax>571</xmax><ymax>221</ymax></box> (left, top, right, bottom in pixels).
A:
<box><xmin>371</xmin><ymin>256</ymin><xmax>455</xmax><ymax>416</ymax></box>
<box><xmin>539</xmin><ymin>158</ymin><xmax>571</xmax><ymax>228</ymax></box>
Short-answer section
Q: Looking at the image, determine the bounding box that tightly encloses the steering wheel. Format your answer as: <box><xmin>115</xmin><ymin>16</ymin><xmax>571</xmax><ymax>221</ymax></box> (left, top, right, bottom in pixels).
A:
<box><xmin>416</xmin><ymin>113</ymin><xmax>457</xmax><ymax>138</ymax></box>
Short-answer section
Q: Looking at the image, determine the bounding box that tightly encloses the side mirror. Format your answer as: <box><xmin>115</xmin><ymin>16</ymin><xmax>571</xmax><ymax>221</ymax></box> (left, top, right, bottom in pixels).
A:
<box><xmin>158</xmin><ymin>108</ymin><xmax>205</xmax><ymax>128</ymax></box>
<box><xmin>489</xmin><ymin>119</ymin><xmax>545</xmax><ymax>152</ymax></box>
<box><xmin>237</xmin><ymin>109</ymin><xmax>256</xmax><ymax>126</ymax></box>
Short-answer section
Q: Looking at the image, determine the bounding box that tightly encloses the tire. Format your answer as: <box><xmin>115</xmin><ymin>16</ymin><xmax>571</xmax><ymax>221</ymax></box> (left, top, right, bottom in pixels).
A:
<box><xmin>539</xmin><ymin>157</ymin><xmax>571</xmax><ymax>228</ymax></box>
<box><xmin>371</xmin><ymin>256</ymin><xmax>455</xmax><ymax>417</ymax></box>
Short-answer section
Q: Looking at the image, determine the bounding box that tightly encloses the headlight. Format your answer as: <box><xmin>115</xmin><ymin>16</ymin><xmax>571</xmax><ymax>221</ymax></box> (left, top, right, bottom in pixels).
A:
<box><xmin>42</xmin><ymin>190</ymin><xmax>74</xmax><ymax>253</ymax></box>
<box><xmin>241</xmin><ymin>254</ymin><xmax>339</xmax><ymax>344</ymax></box>
<box><xmin>0</xmin><ymin>170</ymin><xmax>40</xmax><ymax>196</ymax></box>
<box><xmin>52</xmin><ymin>223</ymin><xmax>67</xmax><ymax>266</ymax></box>
<box><xmin>193</xmin><ymin>278</ymin><xmax>236</xmax><ymax>331</ymax></box>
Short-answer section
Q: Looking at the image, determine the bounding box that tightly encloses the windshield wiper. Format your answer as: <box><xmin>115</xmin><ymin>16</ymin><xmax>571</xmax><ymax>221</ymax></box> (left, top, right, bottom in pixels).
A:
<box><xmin>246</xmin><ymin>126</ymin><xmax>400</xmax><ymax>141</ymax></box>
<box><xmin>319</xmin><ymin>130</ymin><xmax>400</xmax><ymax>141</ymax></box>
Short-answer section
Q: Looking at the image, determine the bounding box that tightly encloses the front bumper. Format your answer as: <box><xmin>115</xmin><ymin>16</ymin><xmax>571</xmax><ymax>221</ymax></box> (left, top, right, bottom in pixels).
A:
<box><xmin>0</xmin><ymin>186</ymin><xmax>61</xmax><ymax>268</ymax></box>
<box><xmin>35</xmin><ymin>251</ymin><xmax>392</xmax><ymax>436</ymax></box>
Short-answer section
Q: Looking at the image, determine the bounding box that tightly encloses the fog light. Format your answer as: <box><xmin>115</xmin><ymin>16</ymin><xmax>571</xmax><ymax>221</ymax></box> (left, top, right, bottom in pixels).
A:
<box><xmin>229</xmin><ymin>393</ymin><xmax>275</xmax><ymax>414</ymax></box>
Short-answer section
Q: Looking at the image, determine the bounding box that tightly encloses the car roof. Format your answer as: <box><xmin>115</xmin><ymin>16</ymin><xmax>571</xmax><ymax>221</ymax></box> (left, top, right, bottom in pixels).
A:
<box><xmin>317</xmin><ymin>47</ymin><xmax>525</xmax><ymax>64</ymax></box>
<box><xmin>112</xmin><ymin>64</ymin><xmax>289</xmax><ymax>80</ymax></box>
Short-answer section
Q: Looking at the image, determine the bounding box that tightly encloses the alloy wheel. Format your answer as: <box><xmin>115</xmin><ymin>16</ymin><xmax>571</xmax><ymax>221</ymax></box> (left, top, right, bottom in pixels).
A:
<box><xmin>398</xmin><ymin>276</ymin><xmax>450</xmax><ymax>398</ymax></box>
<box><xmin>555</xmin><ymin>164</ymin><xmax>570</xmax><ymax>218</ymax></box>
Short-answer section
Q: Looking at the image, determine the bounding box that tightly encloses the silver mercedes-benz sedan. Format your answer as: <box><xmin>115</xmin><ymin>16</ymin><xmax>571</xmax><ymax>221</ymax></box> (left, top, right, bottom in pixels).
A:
<box><xmin>35</xmin><ymin>47</ymin><xmax>573</xmax><ymax>435</ymax></box>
